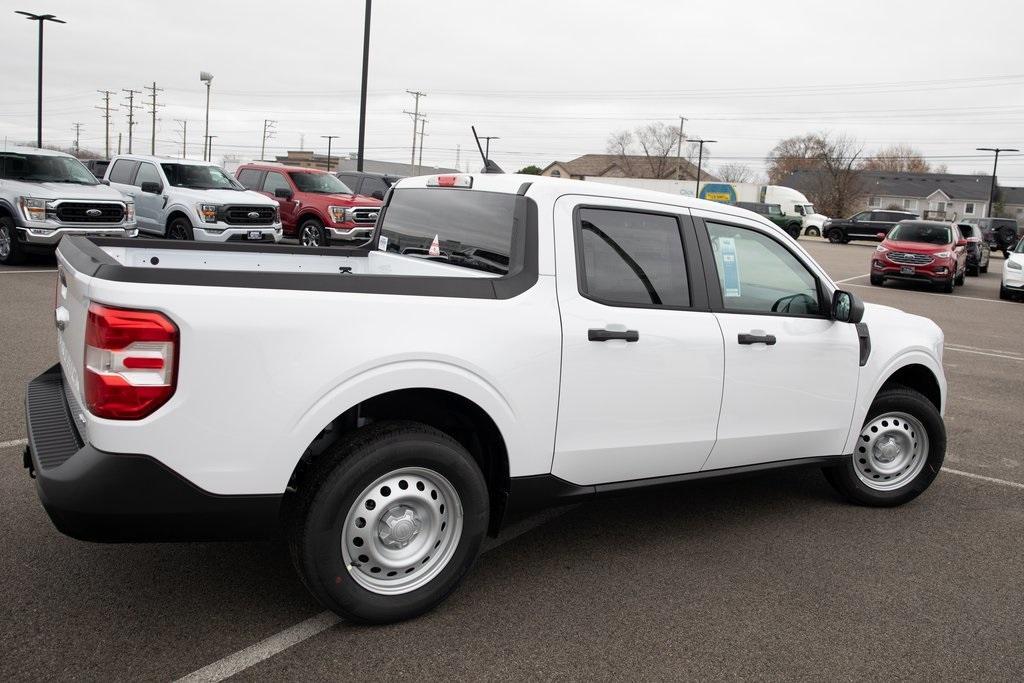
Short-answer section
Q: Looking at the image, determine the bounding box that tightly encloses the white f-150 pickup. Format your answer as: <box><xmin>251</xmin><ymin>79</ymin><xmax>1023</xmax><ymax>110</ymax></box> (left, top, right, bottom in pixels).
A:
<box><xmin>25</xmin><ymin>173</ymin><xmax>946</xmax><ymax>624</ymax></box>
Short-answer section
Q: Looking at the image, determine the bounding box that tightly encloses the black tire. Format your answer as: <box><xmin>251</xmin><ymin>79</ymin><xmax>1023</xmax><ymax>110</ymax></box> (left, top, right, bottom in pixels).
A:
<box><xmin>966</xmin><ymin>265</ymin><xmax>978</xmax><ymax>277</ymax></box>
<box><xmin>940</xmin><ymin>278</ymin><xmax>954</xmax><ymax>293</ymax></box>
<box><xmin>823</xmin><ymin>385</ymin><xmax>945</xmax><ymax>507</ymax></box>
<box><xmin>954</xmin><ymin>269</ymin><xmax>965</xmax><ymax>286</ymax></box>
<box><xmin>1000</xmin><ymin>284</ymin><xmax>1011</xmax><ymax>300</ymax></box>
<box><xmin>299</xmin><ymin>218</ymin><xmax>328</xmax><ymax>247</ymax></box>
<box><xmin>287</xmin><ymin>420</ymin><xmax>488</xmax><ymax>624</ymax></box>
<box><xmin>870</xmin><ymin>273</ymin><xmax>884</xmax><ymax>286</ymax></box>
<box><xmin>980</xmin><ymin>263</ymin><xmax>988</xmax><ymax>274</ymax></box>
<box><xmin>0</xmin><ymin>216</ymin><xmax>28</xmax><ymax>265</ymax></box>
<box><xmin>827</xmin><ymin>228</ymin><xmax>845</xmax><ymax>244</ymax></box>
<box><xmin>786</xmin><ymin>224</ymin><xmax>801</xmax><ymax>240</ymax></box>
<box><xmin>167</xmin><ymin>217</ymin><xmax>193</xmax><ymax>240</ymax></box>
<box><xmin>806</xmin><ymin>227</ymin><xmax>820</xmax><ymax>237</ymax></box>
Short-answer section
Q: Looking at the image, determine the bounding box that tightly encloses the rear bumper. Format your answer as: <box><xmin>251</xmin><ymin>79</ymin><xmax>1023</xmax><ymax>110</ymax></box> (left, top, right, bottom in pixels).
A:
<box><xmin>24</xmin><ymin>365</ymin><xmax>281</xmax><ymax>542</ymax></box>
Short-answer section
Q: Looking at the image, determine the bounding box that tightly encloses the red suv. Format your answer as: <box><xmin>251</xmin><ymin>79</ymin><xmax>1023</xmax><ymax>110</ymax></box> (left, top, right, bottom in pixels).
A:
<box><xmin>235</xmin><ymin>163</ymin><xmax>382</xmax><ymax>246</ymax></box>
<box><xmin>870</xmin><ymin>220</ymin><xmax>967</xmax><ymax>293</ymax></box>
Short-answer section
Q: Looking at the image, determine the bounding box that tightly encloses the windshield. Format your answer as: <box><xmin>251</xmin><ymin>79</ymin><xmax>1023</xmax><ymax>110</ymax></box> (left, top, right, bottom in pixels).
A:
<box><xmin>291</xmin><ymin>172</ymin><xmax>353</xmax><ymax>194</ymax></box>
<box><xmin>0</xmin><ymin>152</ymin><xmax>98</xmax><ymax>185</ymax></box>
<box><xmin>804</xmin><ymin>204</ymin><xmax>815</xmax><ymax>214</ymax></box>
<box><xmin>887</xmin><ymin>223</ymin><xmax>951</xmax><ymax>245</ymax></box>
<box><xmin>378</xmin><ymin>188</ymin><xmax>518</xmax><ymax>275</ymax></box>
<box><xmin>161</xmin><ymin>163</ymin><xmax>240</xmax><ymax>190</ymax></box>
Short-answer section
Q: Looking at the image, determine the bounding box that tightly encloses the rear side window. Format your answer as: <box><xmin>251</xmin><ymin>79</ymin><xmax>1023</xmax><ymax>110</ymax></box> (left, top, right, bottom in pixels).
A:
<box><xmin>262</xmin><ymin>172</ymin><xmax>290</xmax><ymax>194</ymax></box>
<box><xmin>362</xmin><ymin>177</ymin><xmax>389</xmax><ymax>198</ymax></box>
<box><xmin>378</xmin><ymin>188</ymin><xmax>519</xmax><ymax>275</ymax></box>
<box><xmin>108</xmin><ymin>159</ymin><xmax>138</xmax><ymax>184</ymax></box>
<box><xmin>236</xmin><ymin>169</ymin><xmax>262</xmax><ymax>190</ymax></box>
<box><xmin>576</xmin><ymin>208</ymin><xmax>690</xmax><ymax>308</ymax></box>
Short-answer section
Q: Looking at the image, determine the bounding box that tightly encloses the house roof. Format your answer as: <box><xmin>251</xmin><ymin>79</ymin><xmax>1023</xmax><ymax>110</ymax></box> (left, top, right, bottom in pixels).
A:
<box><xmin>543</xmin><ymin>154</ymin><xmax>718</xmax><ymax>181</ymax></box>
<box><xmin>781</xmin><ymin>169</ymin><xmax>994</xmax><ymax>201</ymax></box>
<box><xmin>1000</xmin><ymin>186</ymin><xmax>1024</xmax><ymax>205</ymax></box>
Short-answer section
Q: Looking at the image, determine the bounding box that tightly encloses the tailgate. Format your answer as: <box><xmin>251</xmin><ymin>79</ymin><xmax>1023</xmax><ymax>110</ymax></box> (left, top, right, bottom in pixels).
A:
<box><xmin>54</xmin><ymin>250</ymin><xmax>91</xmax><ymax>425</ymax></box>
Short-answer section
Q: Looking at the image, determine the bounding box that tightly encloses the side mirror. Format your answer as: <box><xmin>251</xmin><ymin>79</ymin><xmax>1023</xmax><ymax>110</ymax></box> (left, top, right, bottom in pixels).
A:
<box><xmin>876</xmin><ymin>232</ymin><xmax>886</xmax><ymax>239</ymax></box>
<box><xmin>371</xmin><ymin>190</ymin><xmax>384</xmax><ymax>200</ymax></box>
<box><xmin>140</xmin><ymin>181</ymin><xmax>162</xmax><ymax>194</ymax></box>
<box><xmin>100</xmin><ymin>179</ymin><xmax>110</xmax><ymax>186</ymax></box>
<box><xmin>832</xmin><ymin>289</ymin><xmax>864</xmax><ymax>324</ymax></box>
<box><xmin>274</xmin><ymin>187</ymin><xmax>293</xmax><ymax>199</ymax></box>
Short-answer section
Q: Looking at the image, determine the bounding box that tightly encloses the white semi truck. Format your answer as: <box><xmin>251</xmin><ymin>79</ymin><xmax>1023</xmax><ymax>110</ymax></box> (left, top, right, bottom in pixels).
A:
<box><xmin>584</xmin><ymin>177</ymin><xmax>829</xmax><ymax>237</ymax></box>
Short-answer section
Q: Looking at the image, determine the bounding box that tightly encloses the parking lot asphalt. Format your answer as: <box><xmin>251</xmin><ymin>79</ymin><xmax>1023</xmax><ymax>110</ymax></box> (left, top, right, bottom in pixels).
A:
<box><xmin>1</xmin><ymin>240</ymin><xmax>1022</xmax><ymax>681</ymax></box>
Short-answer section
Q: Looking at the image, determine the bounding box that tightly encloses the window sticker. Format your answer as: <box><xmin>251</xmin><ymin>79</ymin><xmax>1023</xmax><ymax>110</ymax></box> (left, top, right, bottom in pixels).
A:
<box><xmin>377</xmin><ymin>235</ymin><xmax>388</xmax><ymax>251</ymax></box>
<box><xmin>428</xmin><ymin>234</ymin><xmax>441</xmax><ymax>257</ymax></box>
<box><xmin>720</xmin><ymin>236</ymin><xmax>741</xmax><ymax>297</ymax></box>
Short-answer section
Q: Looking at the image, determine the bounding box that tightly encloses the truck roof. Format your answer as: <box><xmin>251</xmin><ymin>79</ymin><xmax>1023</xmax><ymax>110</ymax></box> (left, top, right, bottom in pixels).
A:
<box><xmin>0</xmin><ymin>145</ymin><xmax>76</xmax><ymax>158</ymax></box>
<box><xmin>110</xmin><ymin>154</ymin><xmax>219</xmax><ymax>167</ymax></box>
<box><xmin>238</xmin><ymin>162</ymin><xmax>333</xmax><ymax>174</ymax></box>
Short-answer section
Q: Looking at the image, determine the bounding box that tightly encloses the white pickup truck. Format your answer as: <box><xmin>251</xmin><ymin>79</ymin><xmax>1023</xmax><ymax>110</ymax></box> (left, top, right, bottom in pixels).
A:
<box><xmin>25</xmin><ymin>173</ymin><xmax>947</xmax><ymax>624</ymax></box>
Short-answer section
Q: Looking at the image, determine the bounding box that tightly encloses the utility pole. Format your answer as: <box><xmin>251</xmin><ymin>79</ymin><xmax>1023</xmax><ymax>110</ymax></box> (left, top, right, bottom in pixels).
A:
<box><xmin>145</xmin><ymin>81</ymin><xmax>163</xmax><ymax>155</ymax></box>
<box><xmin>175</xmin><ymin>120</ymin><xmax>188</xmax><ymax>158</ymax></box>
<box><xmin>417</xmin><ymin>118</ymin><xmax>428</xmax><ymax>173</ymax></box>
<box><xmin>121</xmin><ymin>88</ymin><xmax>142</xmax><ymax>154</ymax></box>
<box><xmin>356</xmin><ymin>0</ymin><xmax>371</xmax><ymax>171</ymax></box>
<box><xmin>404</xmin><ymin>90</ymin><xmax>426</xmax><ymax>167</ymax></box>
<box><xmin>71</xmin><ymin>122</ymin><xmax>83</xmax><ymax>154</ymax></box>
<box><xmin>455</xmin><ymin>145</ymin><xmax>461</xmax><ymax>172</ymax></box>
<box><xmin>976</xmin><ymin>147</ymin><xmax>1019</xmax><ymax>217</ymax></box>
<box><xmin>117</xmin><ymin>132</ymin><xmax>122</xmax><ymax>155</ymax></box>
<box><xmin>299</xmin><ymin>133</ymin><xmax>305</xmax><ymax>150</ymax></box>
<box><xmin>321</xmin><ymin>135</ymin><xmax>339</xmax><ymax>172</ymax></box>
<box><xmin>96</xmin><ymin>90</ymin><xmax>116</xmax><ymax>159</ymax></box>
<box><xmin>675</xmin><ymin>116</ymin><xmax>688</xmax><ymax>179</ymax></box>
<box><xmin>691</xmin><ymin>139</ymin><xmax>716</xmax><ymax>198</ymax></box>
<box><xmin>205</xmin><ymin>135</ymin><xmax>217</xmax><ymax>161</ymax></box>
<box><xmin>479</xmin><ymin>135</ymin><xmax>499</xmax><ymax>160</ymax></box>
<box><xmin>261</xmin><ymin>119</ymin><xmax>277</xmax><ymax>161</ymax></box>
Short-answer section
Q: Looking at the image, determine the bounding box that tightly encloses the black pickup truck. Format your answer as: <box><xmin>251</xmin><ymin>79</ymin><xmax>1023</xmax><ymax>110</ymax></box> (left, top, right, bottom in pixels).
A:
<box><xmin>824</xmin><ymin>209</ymin><xmax>919</xmax><ymax>244</ymax></box>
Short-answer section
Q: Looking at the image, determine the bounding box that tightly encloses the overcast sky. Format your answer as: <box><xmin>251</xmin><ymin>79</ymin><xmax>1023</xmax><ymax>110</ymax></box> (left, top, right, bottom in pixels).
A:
<box><xmin>2</xmin><ymin>0</ymin><xmax>1023</xmax><ymax>181</ymax></box>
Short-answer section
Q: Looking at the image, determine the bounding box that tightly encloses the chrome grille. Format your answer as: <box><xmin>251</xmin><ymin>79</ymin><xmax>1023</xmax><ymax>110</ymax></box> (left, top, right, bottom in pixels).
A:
<box><xmin>351</xmin><ymin>207</ymin><xmax>380</xmax><ymax>225</ymax></box>
<box><xmin>888</xmin><ymin>252</ymin><xmax>934</xmax><ymax>265</ymax></box>
<box><xmin>53</xmin><ymin>202</ymin><xmax>124</xmax><ymax>224</ymax></box>
<box><xmin>222</xmin><ymin>205</ymin><xmax>276</xmax><ymax>225</ymax></box>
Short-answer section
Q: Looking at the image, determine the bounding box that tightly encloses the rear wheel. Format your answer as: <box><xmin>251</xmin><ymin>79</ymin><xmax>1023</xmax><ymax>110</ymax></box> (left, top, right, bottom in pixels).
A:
<box><xmin>786</xmin><ymin>224</ymin><xmax>801</xmax><ymax>239</ymax></box>
<box><xmin>288</xmin><ymin>420</ymin><xmax>488</xmax><ymax>624</ymax></box>
<box><xmin>0</xmin><ymin>216</ymin><xmax>28</xmax><ymax>265</ymax></box>
<box><xmin>827</xmin><ymin>228</ymin><xmax>845</xmax><ymax>244</ymax></box>
<box><xmin>299</xmin><ymin>218</ymin><xmax>327</xmax><ymax>247</ymax></box>
<box><xmin>167</xmin><ymin>217</ymin><xmax>193</xmax><ymax>240</ymax></box>
<box><xmin>806</xmin><ymin>226</ymin><xmax>821</xmax><ymax>237</ymax></box>
<box><xmin>823</xmin><ymin>385</ymin><xmax>945</xmax><ymax>506</ymax></box>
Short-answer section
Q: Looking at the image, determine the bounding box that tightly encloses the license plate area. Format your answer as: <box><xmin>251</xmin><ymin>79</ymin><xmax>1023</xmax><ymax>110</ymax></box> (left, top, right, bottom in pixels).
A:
<box><xmin>247</xmin><ymin>230</ymin><xmax>262</xmax><ymax>240</ymax></box>
<box><xmin>900</xmin><ymin>265</ymin><xmax>915</xmax><ymax>274</ymax></box>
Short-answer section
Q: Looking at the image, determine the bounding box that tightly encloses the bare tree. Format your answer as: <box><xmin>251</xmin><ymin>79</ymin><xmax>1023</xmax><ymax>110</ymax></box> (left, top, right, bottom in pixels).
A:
<box><xmin>606</xmin><ymin>122</ymin><xmax>700</xmax><ymax>178</ymax></box>
<box><xmin>765</xmin><ymin>133</ymin><xmax>826</xmax><ymax>184</ymax></box>
<box><xmin>862</xmin><ymin>143</ymin><xmax>932</xmax><ymax>173</ymax></box>
<box><xmin>807</xmin><ymin>133</ymin><xmax>867</xmax><ymax>218</ymax></box>
<box><xmin>716</xmin><ymin>162</ymin><xmax>756</xmax><ymax>183</ymax></box>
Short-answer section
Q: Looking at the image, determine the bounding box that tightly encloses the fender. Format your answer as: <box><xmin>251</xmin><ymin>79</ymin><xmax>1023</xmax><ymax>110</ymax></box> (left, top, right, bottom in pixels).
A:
<box><xmin>295</xmin><ymin>208</ymin><xmax>330</xmax><ymax>227</ymax></box>
<box><xmin>0</xmin><ymin>197</ymin><xmax>23</xmax><ymax>226</ymax></box>
<box><xmin>164</xmin><ymin>203</ymin><xmax>199</xmax><ymax>227</ymax></box>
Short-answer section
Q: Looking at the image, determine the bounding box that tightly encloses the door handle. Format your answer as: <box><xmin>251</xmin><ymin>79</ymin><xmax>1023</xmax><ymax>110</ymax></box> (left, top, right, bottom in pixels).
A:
<box><xmin>738</xmin><ymin>332</ymin><xmax>777</xmax><ymax>345</ymax></box>
<box><xmin>588</xmin><ymin>329</ymin><xmax>639</xmax><ymax>342</ymax></box>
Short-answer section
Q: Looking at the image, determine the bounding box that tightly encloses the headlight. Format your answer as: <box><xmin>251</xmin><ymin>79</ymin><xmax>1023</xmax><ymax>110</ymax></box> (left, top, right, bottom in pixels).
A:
<box><xmin>1009</xmin><ymin>260</ymin><xmax>1022</xmax><ymax>271</ymax></box>
<box><xmin>195</xmin><ymin>203</ymin><xmax>219</xmax><ymax>224</ymax></box>
<box><xmin>823</xmin><ymin>219</ymin><xmax>832</xmax><ymax>228</ymax></box>
<box><xmin>875</xmin><ymin>245</ymin><xmax>888</xmax><ymax>253</ymax></box>
<box><xmin>124</xmin><ymin>200</ymin><xmax>136</xmax><ymax>223</ymax></box>
<box><xmin>934</xmin><ymin>251</ymin><xmax>951</xmax><ymax>258</ymax></box>
<box><xmin>19</xmin><ymin>197</ymin><xmax>49</xmax><ymax>222</ymax></box>
<box><xmin>328</xmin><ymin>206</ymin><xmax>347</xmax><ymax>223</ymax></box>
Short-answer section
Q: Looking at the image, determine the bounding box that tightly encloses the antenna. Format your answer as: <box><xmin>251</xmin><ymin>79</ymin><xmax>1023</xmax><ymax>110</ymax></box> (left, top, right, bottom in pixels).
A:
<box><xmin>471</xmin><ymin>126</ymin><xmax>504</xmax><ymax>174</ymax></box>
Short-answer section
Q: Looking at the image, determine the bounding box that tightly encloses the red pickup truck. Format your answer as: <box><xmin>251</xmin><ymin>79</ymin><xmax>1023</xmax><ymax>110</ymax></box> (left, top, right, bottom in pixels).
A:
<box><xmin>235</xmin><ymin>163</ymin><xmax>382</xmax><ymax>246</ymax></box>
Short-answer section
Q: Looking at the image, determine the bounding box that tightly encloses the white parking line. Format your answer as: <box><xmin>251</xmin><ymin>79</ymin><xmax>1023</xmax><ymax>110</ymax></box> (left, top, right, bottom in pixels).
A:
<box><xmin>0</xmin><ymin>269</ymin><xmax>57</xmax><ymax>275</ymax></box>
<box><xmin>833</xmin><ymin>274</ymin><xmax>869</xmax><ymax>284</ymax></box>
<box><xmin>844</xmin><ymin>282</ymin><xmax>1017</xmax><ymax>304</ymax></box>
<box><xmin>945</xmin><ymin>346</ymin><xmax>1023</xmax><ymax>361</ymax></box>
<box><xmin>0</xmin><ymin>438</ymin><xmax>28</xmax><ymax>450</ymax></box>
<box><xmin>174</xmin><ymin>504</ymin><xmax>577</xmax><ymax>683</ymax></box>
<box><xmin>943</xmin><ymin>467</ymin><xmax>1024</xmax><ymax>490</ymax></box>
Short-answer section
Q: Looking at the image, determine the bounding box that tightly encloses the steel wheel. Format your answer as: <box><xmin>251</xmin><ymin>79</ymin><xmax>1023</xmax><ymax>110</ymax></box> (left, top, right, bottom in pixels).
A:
<box><xmin>300</xmin><ymin>222</ymin><xmax>323</xmax><ymax>247</ymax></box>
<box><xmin>807</xmin><ymin>227</ymin><xmax>820</xmax><ymax>237</ymax></box>
<box><xmin>0</xmin><ymin>224</ymin><xmax>10</xmax><ymax>259</ymax></box>
<box><xmin>854</xmin><ymin>412</ymin><xmax>929</xmax><ymax>491</ymax></box>
<box><xmin>341</xmin><ymin>466</ymin><xmax>463</xmax><ymax>596</ymax></box>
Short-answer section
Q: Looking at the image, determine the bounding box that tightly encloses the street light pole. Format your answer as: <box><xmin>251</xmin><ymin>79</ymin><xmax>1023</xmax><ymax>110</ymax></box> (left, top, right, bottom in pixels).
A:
<box><xmin>356</xmin><ymin>0</ymin><xmax>371</xmax><ymax>172</ymax></box>
<box><xmin>977</xmin><ymin>147</ymin><xmax>1019</xmax><ymax>217</ymax></box>
<box><xmin>200</xmin><ymin>71</ymin><xmax>213</xmax><ymax>160</ymax></box>
<box><xmin>16</xmin><ymin>11</ymin><xmax>66</xmax><ymax>148</ymax></box>
<box><xmin>691</xmin><ymin>139</ymin><xmax>716</xmax><ymax>198</ymax></box>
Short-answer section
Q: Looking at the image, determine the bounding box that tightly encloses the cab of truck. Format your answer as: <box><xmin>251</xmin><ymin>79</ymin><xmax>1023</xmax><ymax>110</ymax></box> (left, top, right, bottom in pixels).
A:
<box><xmin>735</xmin><ymin>201</ymin><xmax>803</xmax><ymax>239</ymax></box>
<box><xmin>236</xmin><ymin>163</ymin><xmax>383</xmax><ymax>247</ymax></box>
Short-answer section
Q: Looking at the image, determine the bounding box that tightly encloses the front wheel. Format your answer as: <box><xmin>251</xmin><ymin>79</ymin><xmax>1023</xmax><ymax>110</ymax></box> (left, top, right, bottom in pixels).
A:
<box><xmin>827</xmin><ymin>228</ymin><xmax>845</xmax><ymax>244</ymax></box>
<box><xmin>955</xmin><ymin>269</ymin><xmax>965</xmax><ymax>286</ymax></box>
<box><xmin>288</xmin><ymin>421</ymin><xmax>488</xmax><ymax>624</ymax></box>
<box><xmin>870</xmin><ymin>273</ymin><xmax>884</xmax><ymax>286</ymax></box>
<box><xmin>1000</xmin><ymin>284</ymin><xmax>1012</xmax><ymax>300</ymax></box>
<box><xmin>0</xmin><ymin>216</ymin><xmax>28</xmax><ymax>265</ymax></box>
<box><xmin>823</xmin><ymin>385</ymin><xmax>945</xmax><ymax>506</ymax></box>
<box><xmin>806</xmin><ymin>226</ymin><xmax>821</xmax><ymax>238</ymax></box>
<box><xmin>167</xmin><ymin>217</ymin><xmax>193</xmax><ymax>240</ymax></box>
<box><xmin>299</xmin><ymin>219</ymin><xmax>327</xmax><ymax>247</ymax></box>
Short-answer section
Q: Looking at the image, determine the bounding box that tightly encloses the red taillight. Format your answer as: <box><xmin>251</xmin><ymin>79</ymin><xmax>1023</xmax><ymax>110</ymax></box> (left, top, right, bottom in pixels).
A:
<box><xmin>84</xmin><ymin>303</ymin><xmax>178</xmax><ymax>420</ymax></box>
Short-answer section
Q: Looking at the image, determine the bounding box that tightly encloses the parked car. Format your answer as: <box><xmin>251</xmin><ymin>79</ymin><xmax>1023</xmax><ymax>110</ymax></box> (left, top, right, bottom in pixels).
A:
<box><xmin>1000</xmin><ymin>237</ymin><xmax>1024</xmax><ymax>300</ymax></box>
<box><xmin>735</xmin><ymin>201</ymin><xmax>802</xmax><ymax>239</ymax></box>
<box><xmin>82</xmin><ymin>159</ymin><xmax>110</xmax><ymax>180</ymax></box>
<box><xmin>0</xmin><ymin>146</ymin><xmax>136</xmax><ymax>265</ymax></box>
<box><xmin>26</xmin><ymin>174</ymin><xmax>948</xmax><ymax>624</ymax></box>
<box><xmin>335</xmin><ymin>170</ymin><xmax>403</xmax><ymax>200</ymax></box>
<box><xmin>963</xmin><ymin>217</ymin><xmax>1020</xmax><ymax>257</ymax></box>
<box><xmin>237</xmin><ymin>163</ymin><xmax>382</xmax><ymax>246</ymax></box>
<box><xmin>824</xmin><ymin>209</ymin><xmax>919</xmax><ymax>244</ymax></box>
<box><xmin>956</xmin><ymin>222</ymin><xmax>990</xmax><ymax>275</ymax></box>
<box><xmin>105</xmin><ymin>155</ymin><xmax>281</xmax><ymax>242</ymax></box>
<box><xmin>870</xmin><ymin>220</ymin><xmax>968</xmax><ymax>293</ymax></box>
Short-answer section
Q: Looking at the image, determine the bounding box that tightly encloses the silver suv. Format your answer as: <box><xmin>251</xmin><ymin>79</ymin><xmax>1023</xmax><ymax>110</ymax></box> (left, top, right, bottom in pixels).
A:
<box><xmin>0</xmin><ymin>146</ymin><xmax>137</xmax><ymax>265</ymax></box>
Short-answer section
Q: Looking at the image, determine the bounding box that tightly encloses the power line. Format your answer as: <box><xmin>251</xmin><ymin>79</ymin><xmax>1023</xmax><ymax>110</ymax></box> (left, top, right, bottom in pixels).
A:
<box><xmin>260</xmin><ymin>119</ymin><xmax>277</xmax><ymax>161</ymax></box>
<box><xmin>95</xmin><ymin>90</ymin><xmax>116</xmax><ymax>158</ymax></box>
<box><xmin>404</xmin><ymin>90</ymin><xmax>426</xmax><ymax>167</ymax></box>
<box><xmin>144</xmin><ymin>81</ymin><xmax>163</xmax><ymax>155</ymax></box>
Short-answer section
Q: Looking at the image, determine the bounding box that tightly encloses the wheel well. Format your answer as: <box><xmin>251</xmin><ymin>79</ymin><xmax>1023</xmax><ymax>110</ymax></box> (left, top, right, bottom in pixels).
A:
<box><xmin>297</xmin><ymin>211</ymin><xmax>324</xmax><ymax>226</ymax></box>
<box><xmin>879</xmin><ymin>364</ymin><xmax>941</xmax><ymax>410</ymax></box>
<box><xmin>165</xmin><ymin>210</ymin><xmax>191</xmax><ymax>228</ymax></box>
<box><xmin>288</xmin><ymin>389</ymin><xmax>510</xmax><ymax>536</ymax></box>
